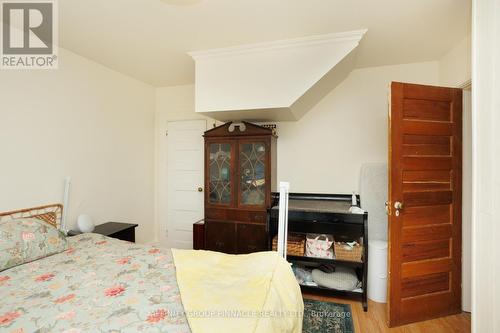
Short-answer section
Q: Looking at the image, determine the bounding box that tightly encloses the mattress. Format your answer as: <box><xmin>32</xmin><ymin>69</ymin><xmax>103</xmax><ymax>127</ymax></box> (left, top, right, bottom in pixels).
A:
<box><xmin>0</xmin><ymin>233</ymin><xmax>303</xmax><ymax>333</ymax></box>
<box><xmin>0</xmin><ymin>233</ymin><xmax>190</xmax><ymax>332</ymax></box>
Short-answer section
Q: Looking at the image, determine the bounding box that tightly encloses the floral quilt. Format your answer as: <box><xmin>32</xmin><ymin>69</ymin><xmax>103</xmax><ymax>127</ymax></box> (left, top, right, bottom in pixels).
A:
<box><xmin>0</xmin><ymin>233</ymin><xmax>191</xmax><ymax>333</ymax></box>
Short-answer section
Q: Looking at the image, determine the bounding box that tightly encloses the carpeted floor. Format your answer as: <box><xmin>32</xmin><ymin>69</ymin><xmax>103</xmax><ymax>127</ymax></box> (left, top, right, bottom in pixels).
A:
<box><xmin>302</xmin><ymin>299</ymin><xmax>354</xmax><ymax>333</ymax></box>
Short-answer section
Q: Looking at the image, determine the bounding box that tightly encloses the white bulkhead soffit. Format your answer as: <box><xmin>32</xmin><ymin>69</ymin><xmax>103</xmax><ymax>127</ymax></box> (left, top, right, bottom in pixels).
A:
<box><xmin>189</xmin><ymin>29</ymin><xmax>367</xmax><ymax>122</ymax></box>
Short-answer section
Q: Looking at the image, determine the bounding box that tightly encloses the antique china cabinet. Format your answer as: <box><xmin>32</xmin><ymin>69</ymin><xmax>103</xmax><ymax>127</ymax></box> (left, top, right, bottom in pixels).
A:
<box><xmin>204</xmin><ymin>122</ymin><xmax>277</xmax><ymax>254</ymax></box>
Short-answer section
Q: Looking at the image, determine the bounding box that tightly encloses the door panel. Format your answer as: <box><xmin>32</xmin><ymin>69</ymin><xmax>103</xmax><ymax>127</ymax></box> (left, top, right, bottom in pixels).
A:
<box><xmin>401</xmin><ymin>239</ymin><xmax>450</xmax><ymax>262</ymax></box>
<box><xmin>403</xmin><ymin>190</ymin><xmax>453</xmax><ymax>207</ymax></box>
<box><xmin>402</xmin><ymin>120</ymin><xmax>452</xmax><ymax>135</ymax></box>
<box><xmin>402</xmin><ymin>157</ymin><xmax>452</xmax><ymax>170</ymax></box>
<box><xmin>403</xmin><ymin>170</ymin><xmax>451</xmax><ymax>181</ymax></box>
<box><xmin>166</xmin><ymin>120</ymin><xmax>206</xmax><ymax>249</ymax></box>
<box><xmin>401</xmin><ymin>258</ymin><xmax>453</xmax><ymax>279</ymax></box>
<box><xmin>402</xmin><ymin>224</ymin><xmax>452</xmax><ymax>243</ymax></box>
<box><xmin>402</xmin><ymin>182</ymin><xmax>451</xmax><ymax>192</ymax></box>
<box><xmin>401</xmin><ymin>272</ymin><xmax>449</xmax><ymax>298</ymax></box>
<box><xmin>403</xmin><ymin>99</ymin><xmax>452</xmax><ymax>121</ymax></box>
<box><xmin>402</xmin><ymin>205</ymin><xmax>451</xmax><ymax>227</ymax></box>
<box><xmin>388</xmin><ymin>82</ymin><xmax>462</xmax><ymax>326</ymax></box>
<box><xmin>399</xmin><ymin>293</ymin><xmax>457</xmax><ymax>324</ymax></box>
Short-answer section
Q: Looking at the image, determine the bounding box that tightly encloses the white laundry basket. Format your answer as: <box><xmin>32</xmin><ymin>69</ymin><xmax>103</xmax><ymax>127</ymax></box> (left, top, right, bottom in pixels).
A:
<box><xmin>368</xmin><ymin>239</ymin><xmax>388</xmax><ymax>303</ymax></box>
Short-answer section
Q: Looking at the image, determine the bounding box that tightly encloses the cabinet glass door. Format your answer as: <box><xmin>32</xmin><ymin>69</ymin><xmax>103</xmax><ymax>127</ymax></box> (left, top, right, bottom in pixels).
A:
<box><xmin>239</xmin><ymin>142</ymin><xmax>266</xmax><ymax>206</ymax></box>
<box><xmin>208</xmin><ymin>143</ymin><xmax>232</xmax><ymax>205</ymax></box>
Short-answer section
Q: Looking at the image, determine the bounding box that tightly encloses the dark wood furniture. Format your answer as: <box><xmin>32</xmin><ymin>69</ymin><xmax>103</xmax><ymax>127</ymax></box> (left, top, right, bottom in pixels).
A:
<box><xmin>268</xmin><ymin>192</ymin><xmax>369</xmax><ymax>311</ymax></box>
<box><xmin>68</xmin><ymin>222</ymin><xmax>138</xmax><ymax>242</ymax></box>
<box><xmin>193</xmin><ymin>220</ymin><xmax>205</xmax><ymax>250</ymax></box>
<box><xmin>204</xmin><ymin>122</ymin><xmax>277</xmax><ymax>254</ymax></box>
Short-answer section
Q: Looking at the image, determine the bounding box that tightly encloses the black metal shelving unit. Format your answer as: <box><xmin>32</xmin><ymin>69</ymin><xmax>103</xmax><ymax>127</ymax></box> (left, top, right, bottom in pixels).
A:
<box><xmin>268</xmin><ymin>192</ymin><xmax>368</xmax><ymax>311</ymax></box>
<box><xmin>286</xmin><ymin>255</ymin><xmax>363</xmax><ymax>268</ymax></box>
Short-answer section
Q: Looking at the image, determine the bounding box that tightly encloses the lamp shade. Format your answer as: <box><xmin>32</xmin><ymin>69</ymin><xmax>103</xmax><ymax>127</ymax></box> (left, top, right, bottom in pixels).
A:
<box><xmin>77</xmin><ymin>214</ymin><xmax>95</xmax><ymax>233</ymax></box>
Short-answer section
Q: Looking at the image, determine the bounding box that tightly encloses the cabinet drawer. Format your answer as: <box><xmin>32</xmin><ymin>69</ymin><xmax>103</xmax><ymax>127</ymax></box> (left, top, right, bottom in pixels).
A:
<box><xmin>205</xmin><ymin>220</ymin><xmax>236</xmax><ymax>254</ymax></box>
<box><xmin>246</xmin><ymin>211</ymin><xmax>267</xmax><ymax>223</ymax></box>
<box><xmin>229</xmin><ymin>210</ymin><xmax>267</xmax><ymax>223</ymax></box>
<box><xmin>236</xmin><ymin>223</ymin><xmax>267</xmax><ymax>254</ymax></box>
<box><xmin>207</xmin><ymin>209</ymin><xmax>267</xmax><ymax>224</ymax></box>
<box><xmin>205</xmin><ymin>208</ymin><xmax>227</xmax><ymax>220</ymax></box>
<box><xmin>230</xmin><ymin>210</ymin><xmax>267</xmax><ymax>224</ymax></box>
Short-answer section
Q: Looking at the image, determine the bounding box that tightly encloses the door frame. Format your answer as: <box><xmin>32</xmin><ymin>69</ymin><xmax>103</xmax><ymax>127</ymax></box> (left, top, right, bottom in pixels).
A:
<box><xmin>387</xmin><ymin>82</ymin><xmax>463</xmax><ymax>326</ymax></box>
<box><xmin>461</xmin><ymin>86</ymin><xmax>472</xmax><ymax>313</ymax></box>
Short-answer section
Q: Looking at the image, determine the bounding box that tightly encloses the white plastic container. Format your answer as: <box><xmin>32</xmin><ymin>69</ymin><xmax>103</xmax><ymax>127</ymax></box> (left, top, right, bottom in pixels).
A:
<box><xmin>367</xmin><ymin>239</ymin><xmax>388</xmax><ymax>303</ymax></box>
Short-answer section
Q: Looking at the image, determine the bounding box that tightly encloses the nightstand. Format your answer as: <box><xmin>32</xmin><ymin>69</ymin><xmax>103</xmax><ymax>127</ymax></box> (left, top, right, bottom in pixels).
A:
<box><xmin>68</xmin><ymin>222</ymin><xmax>138</xmax><ymax>242</ymax></box>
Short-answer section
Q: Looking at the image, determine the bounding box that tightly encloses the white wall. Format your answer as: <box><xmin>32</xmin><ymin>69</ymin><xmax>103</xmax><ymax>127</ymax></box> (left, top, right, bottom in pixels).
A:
<box><xmin>472</xmin><ymin>0</ymin><xmax>500</xmax><ymax>331</ymax></box>
<box><xmin>154</xmin><ymin>61</ymin><xmax>439</xmax><ymax>245</ymax></box>
<box><xmin>0</xmin><ymin>48</ymin><xmax>156</xmax><ymax>243</ymax></box>
<box><xmin>437</xmin><ymin>33</ymin><xmax>472</xmax><ymax>312</ymax></box>
<box><xmin>439</xmin><ymin>33</ymin><xmax>473</xmax><ymax>313</ymax></box>
<box><xmin>277</xmin><ymin>61</ymin><xmax>439</xmax><ymax>193</ymax></box>
<box><xmin>439</xmin><ymin>34</ymin><xmax>471</xmax><ymax>87</ymax></box>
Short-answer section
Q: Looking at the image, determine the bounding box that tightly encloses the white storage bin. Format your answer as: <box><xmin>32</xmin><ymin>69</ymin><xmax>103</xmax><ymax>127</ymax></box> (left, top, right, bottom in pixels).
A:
<box><xmin>367</xmin><ymin>239</ymin><xmax>388</xmax><ymax>303</ymax></box>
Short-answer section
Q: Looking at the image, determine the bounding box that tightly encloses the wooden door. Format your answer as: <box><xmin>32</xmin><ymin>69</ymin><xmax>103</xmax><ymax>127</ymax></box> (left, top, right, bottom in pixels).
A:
<box><xmin>388</xmin><ymin>82</ymin><xmax>462</xmax><ymax>326</ymax></box>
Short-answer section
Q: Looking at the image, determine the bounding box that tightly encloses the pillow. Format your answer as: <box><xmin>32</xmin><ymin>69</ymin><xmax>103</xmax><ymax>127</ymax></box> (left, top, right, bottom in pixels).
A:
<box><xmin>0</xmin><ymin>217</ymin><xmax>68</xmax><ymax>271</ymax></box>
<box><xmin>311</xmin><ymin>267</ymin><xmax>360</xmax><ymax>291</ymax></box>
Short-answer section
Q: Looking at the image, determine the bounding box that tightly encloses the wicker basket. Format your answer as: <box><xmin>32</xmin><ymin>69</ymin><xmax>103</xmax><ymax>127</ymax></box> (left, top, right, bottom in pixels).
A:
<box><xmin>333</xmin><ymin>239</ymin><xmax>363</xmax><ymax>262</ymax></box>
<box><xmin>272</xmin><ymin>233</ymin><xmax>305</xmax><ymax>256</ymax></box>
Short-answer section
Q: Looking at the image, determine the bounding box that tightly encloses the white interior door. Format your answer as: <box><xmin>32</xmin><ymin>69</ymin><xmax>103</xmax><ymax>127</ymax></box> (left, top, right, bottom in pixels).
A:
<box><xmin>167</xmin><ymin>120</ymin><xmax>206</xmax><ymax>249</ymax></box>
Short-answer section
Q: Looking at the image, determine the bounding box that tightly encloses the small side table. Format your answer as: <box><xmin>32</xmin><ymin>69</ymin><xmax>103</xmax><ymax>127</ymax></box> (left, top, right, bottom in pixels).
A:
<box><xmin>68</xmin><ymin>222</ymin><xmax>138</xmax><ymax>242</ymax></box>
<box><xmin>193</xmin><ymin>220</ymin><xmax>205</xmax><ymax>250</ymax></box>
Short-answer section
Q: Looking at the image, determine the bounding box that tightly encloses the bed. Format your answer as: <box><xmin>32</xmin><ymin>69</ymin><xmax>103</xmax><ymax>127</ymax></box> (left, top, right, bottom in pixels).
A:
<box><xmin>0</xmin><ymin>204</ymin><xmax>303</xmax><ymax>333</ymax></box>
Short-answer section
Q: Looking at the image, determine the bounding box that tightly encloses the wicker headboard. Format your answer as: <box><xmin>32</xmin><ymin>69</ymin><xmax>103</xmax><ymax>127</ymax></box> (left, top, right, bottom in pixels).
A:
<box><xmin>0</xmin><ymin>204</ymin><xmax>63</xmax><ymax>228</ymax></box>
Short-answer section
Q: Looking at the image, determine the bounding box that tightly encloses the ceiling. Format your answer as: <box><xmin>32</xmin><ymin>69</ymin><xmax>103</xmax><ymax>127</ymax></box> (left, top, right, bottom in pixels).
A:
<box><xmin>59</xmin><ymin>0</ymin><xmax>471</xmax><ymax>86</ymax></box>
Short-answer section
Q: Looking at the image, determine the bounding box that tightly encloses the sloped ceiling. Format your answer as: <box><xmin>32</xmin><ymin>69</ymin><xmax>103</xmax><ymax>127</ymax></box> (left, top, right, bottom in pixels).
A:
<box><xmin>57</xmin><ymin>0</ymin><xmax>471</xmax><ymax>86</ymax></box>
<box><xmin>190</xmin><ymin>30</ymin><xmax>366</xmax><ymax>121</ymax></box>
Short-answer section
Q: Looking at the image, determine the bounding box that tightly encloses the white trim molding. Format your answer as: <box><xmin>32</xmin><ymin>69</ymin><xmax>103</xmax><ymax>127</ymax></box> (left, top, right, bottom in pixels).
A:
<box><xmin>189</xmin><ymin>30</ymin><xmax>367</xmax><ymax>59</ymax></box>
<box><xmin>471</xmin><ymin>0</ymin><xmax>500</xmax><ymax>331</ymax></box>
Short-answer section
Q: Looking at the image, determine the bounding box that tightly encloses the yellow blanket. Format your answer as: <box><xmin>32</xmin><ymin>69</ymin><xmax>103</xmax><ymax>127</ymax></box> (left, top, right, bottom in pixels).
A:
<box><xmin>172</xmin><ymin>249</ymin><xmax>303</xmax><ymax>333</ymax></box>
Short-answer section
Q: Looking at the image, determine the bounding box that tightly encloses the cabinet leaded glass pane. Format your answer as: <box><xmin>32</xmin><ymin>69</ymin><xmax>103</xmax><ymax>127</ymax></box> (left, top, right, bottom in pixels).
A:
<box><xmin>240</xmin><ymin>143</ymin><xmax>266</xmax><ymax>205</ymax></box>
<box><xmin>209</xmin><ymin>143</ymin><xmax>231</xmax><ymax>204</ymax></box>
